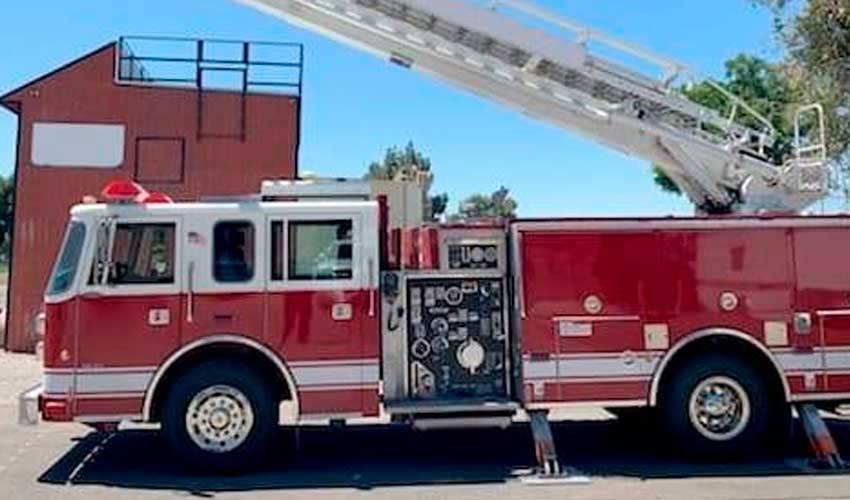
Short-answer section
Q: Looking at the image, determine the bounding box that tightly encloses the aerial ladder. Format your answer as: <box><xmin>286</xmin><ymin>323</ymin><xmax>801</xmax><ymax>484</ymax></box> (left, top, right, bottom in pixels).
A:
<box><xmin>238</xmin><ymin>0</ymin><xmax>830</xmax><ymax>213</ymax></box>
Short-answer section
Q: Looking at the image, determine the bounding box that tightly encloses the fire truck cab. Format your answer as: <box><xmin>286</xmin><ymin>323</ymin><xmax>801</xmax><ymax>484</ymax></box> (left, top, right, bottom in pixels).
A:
<box><xmin>27</xmin><ymin>179</ymin><xmax>850</xmax><ymax>469</ymax></box>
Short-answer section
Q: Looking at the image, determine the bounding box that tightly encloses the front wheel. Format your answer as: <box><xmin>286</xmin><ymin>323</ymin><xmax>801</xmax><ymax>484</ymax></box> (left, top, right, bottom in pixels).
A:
<box><xmin>161</xmin><ymin>360</ymin><xmax>278</xmax><ymax>471</ymax></box>
<box><xmin>659</xmin><ymin>354</ymin><xmax>787</xmax><ymax>458</ymax></box>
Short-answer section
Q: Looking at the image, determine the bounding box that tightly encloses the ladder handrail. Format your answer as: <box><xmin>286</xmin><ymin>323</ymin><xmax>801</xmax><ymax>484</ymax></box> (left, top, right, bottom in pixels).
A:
<box><xmin>239</xmin><ymin>0</ymin><xmax>827</xmax><ymax>212</ymax></box>
<box><xmin>493</xmin><ymin>0</ymin><xmax>777</xmax><ymax>144</ymax></box>
<box><xmin>492</xmin><ymin>0</ymin><xmax>685</xmax><ymax>76</ymax></box>
<box><xmin>795</xmin><ymin>103</ymin><xmax>827</xmax><ymax>162</ymax></box>
<box><xmin>705</xmin><ymin>79</ymin><xmax>776</xmax><ymax>142</ymax></box>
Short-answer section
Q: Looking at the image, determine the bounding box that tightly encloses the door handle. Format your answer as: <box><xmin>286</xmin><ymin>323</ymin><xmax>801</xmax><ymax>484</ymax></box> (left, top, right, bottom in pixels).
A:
<box><xmin>186</xmin><ymin>261</ymin><xmax>195</xmax><ymax>323</ymax></box>
<box><xmin>367</xmin><ymin>257</ymin><xmax>376</xmax><ymax>318</ymax></box>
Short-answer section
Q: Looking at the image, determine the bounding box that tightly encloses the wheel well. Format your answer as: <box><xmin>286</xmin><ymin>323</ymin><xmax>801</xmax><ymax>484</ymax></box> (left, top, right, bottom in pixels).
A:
<box><xmin>652</xmin><ymin>332</ymin><xmax>789</xmax><ymax>407</ymax></box>
<box><xmin>147</xmin><ymin>342</ymin><xmax>294</xmax><ymax>423</ymax></box>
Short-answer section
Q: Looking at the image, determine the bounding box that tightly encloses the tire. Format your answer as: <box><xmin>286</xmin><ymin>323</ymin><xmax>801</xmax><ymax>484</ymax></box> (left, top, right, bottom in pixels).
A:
<box><xmin>161</xmin><ymin>359</ymin><xmax>279</xmax><ymax>472</ymax></box>
<box><xmin>659</xmin><ymin>354</ymin><xmax>786</xmax><ymax>459</ymax></box>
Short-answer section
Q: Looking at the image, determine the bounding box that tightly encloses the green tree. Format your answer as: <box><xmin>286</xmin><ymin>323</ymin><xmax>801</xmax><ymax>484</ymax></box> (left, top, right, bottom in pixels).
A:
<box><xmin>745</xmin><ymin>0</ymin><xmax>850</xmax><ymax>202</ymax></box>
<box><xmin>771</xmin><ymin>0</ymin><xmax>850</xmax><ymax>172</ymax></box>
<box><xmin>363</xmin><ymin>141</ymin><xmax>448</xmax><ymax>221</ymax></box>
<box><xmin>453</xmin><ymin>186</ymin><xmax>518</xmax><ymax>220</ymax></box>
<box><xmin>0</xmin><ymin>174</ymin><xmax>13</xmax><ymax>262</ymax></box>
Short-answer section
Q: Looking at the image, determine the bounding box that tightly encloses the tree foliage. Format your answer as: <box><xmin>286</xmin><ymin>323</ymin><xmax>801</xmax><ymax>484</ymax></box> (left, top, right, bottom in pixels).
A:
<box><xmin>652</xmin><ymin>166</ymin><xmax>682</xmax><ymax>194</ymax></box>
<box><xmin>453</xmin><ymin>186</ymin><xmax>518</xmax><ymax>220</ymax></box>
<box><xmin>0</xmin><ymin>174</ymin><xmax>13</xmax><ymax>261</ymax></box>
<box><xmin>364</xmin><ymin>143</ymin><xmax>518</xmax><ymax>221</ymax></box>
<box><xmin>655</xmin><ymin>1</ymin><xmax>850</xmax><ymax>198</ymax></box>
<box><xmin>363</xmin><ymin>141</ymin><xmax>448</xmax><ymax>221</ymax></box>
<box><xmin>775</xmin><ymin>0</ymin><xmax>850</xmax><ymax>172</ymax></box>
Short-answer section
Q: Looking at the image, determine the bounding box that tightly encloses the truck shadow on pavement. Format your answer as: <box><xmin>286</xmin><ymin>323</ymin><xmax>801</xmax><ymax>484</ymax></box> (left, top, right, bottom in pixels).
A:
<box><xmin>37</xmin><ymin>417</ymin><xmax>850</xmax><ymax>493</ymax></box>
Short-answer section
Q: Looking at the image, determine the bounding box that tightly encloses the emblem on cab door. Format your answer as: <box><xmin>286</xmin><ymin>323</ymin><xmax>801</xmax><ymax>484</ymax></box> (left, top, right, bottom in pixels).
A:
<box><xmin>332</xmin><ymin>303</ymin><xmax>353</xmax><ymax>321</ymax></box>
<box><xmin>148</xmin><ymin>308</ymin><xmax>171</xmax><ymax>327</ymax></box>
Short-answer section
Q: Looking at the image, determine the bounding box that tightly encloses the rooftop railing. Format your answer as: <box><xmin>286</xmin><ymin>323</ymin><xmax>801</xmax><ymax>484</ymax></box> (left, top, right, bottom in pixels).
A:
<box><xmin>116</xmin><ymin>35</ymin><xmax>303</xmax><ymax>96</ymax></box>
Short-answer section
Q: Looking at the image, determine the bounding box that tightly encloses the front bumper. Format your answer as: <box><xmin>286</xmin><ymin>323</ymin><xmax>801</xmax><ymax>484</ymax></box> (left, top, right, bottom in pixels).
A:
<box><xmin>18</xmin><ymin>383</ymin><xmax>42</xmax><ymax>426</ymax></box>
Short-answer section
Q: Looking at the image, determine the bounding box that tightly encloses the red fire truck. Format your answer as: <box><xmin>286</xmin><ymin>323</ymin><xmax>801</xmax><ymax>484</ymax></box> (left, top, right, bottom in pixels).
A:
<box><xmin>18</xmin><ymin>178</ymin><xmax>850</xmax><ymax>469</ymax></box>
<box><xmin>13</xmin><ymin>0</ymin><xmax>848</xmax><ymax>473</ymax></box>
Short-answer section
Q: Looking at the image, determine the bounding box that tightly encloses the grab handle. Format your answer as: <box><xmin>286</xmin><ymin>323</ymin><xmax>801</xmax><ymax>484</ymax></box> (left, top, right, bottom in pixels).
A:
<box><xmin>186</xmin><ymin>261</ymin><xmax>195</xmax><ymax>323</ymax></box>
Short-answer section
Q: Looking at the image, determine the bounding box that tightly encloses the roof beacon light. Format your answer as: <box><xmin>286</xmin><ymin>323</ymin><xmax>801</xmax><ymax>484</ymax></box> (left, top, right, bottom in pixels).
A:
<box><xmin>100</xmin><ymin>180</ymin><xmax>173</xmax><ymax>204</ymax></box>
<box><xmin>142</xmin><ymin>191</ymin><xmax>174</xmax><ymax>204</ymax></box>
<box><xmin>101</xmin><ymin>180</ymin><xmax>147</xmax><ymax>202</ymax></box>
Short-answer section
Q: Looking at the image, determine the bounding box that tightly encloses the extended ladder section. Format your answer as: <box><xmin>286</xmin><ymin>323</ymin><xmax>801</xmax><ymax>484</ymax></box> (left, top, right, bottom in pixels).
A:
<box><xmin>239</xmin><ymin>0</ymin><xmax>829</xmax><ymax>213</ymax></box>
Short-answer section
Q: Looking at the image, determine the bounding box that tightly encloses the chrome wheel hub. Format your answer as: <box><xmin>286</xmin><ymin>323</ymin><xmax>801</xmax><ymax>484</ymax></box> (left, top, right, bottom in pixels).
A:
<box><xmin>688</xmin><ymin>375</ymin><xmax>751</xmax><ymax>442</ymax></box>
<box><xmin>185</xmin><ymin>384</ymin><xmax>254</xmax><ymax>453</ymax></box>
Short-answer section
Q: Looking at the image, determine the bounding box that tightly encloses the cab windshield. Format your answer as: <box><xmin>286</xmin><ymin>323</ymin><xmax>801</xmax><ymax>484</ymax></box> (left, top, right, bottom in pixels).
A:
<box><xmin>47</xmin><ymin>221</ymin><xmax>86</xmax><ymax>296</ymax></box>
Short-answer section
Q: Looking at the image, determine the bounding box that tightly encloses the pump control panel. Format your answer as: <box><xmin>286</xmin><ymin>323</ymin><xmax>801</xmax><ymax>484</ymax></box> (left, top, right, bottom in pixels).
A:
<box><xmin>406</xmin><ymin>275</ymin><xmax>509</xmax><ymax>400</ymax></box>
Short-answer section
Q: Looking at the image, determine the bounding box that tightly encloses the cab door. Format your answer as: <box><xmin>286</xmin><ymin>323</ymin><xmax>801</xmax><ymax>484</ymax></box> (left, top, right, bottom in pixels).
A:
<box><xmin>265</xmin><ymin>203</ymin><xmax>380</xmax><ymax>416</ymax></box>
<box><xmin>180</xmin><ymin>213</ymin><xmax>267</xmax><ymax>346</ymax></box>
<box><xmin>76</xmin><ymin>216</ymin><xmax>183</xmax><ymax>393</ymax></box>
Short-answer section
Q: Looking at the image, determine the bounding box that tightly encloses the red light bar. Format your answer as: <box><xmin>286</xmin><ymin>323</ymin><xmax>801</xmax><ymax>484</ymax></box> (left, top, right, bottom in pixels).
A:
<box><xmin>141</xmin><ymin>191</ymin><xmax>174</xmax><ymax>204</ymax></box>
<box><xmin>101</xmin><ymin>180</ymin><xmax>148</xmax><ymax>202</ymax></box>
<box><xmin>100</xmin><ymin>181</ymin><xmax>173</xmax><ymax>204</ymax></box>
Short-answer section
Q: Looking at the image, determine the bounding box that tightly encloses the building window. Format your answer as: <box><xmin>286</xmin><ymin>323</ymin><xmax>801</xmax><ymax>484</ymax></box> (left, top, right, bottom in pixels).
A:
<box><xmin>214</xmin><ymin>221</ymin><xmax>255</xmax><ymax>283</ymax></box>
<box><xmin>288</xmin><ymin>220</ymin><xmax>353</xmax><ymax>281</ymax></box>
<box><xmin>107</xmin><ymin>223</ymin><xmax>175</xmax><ymax>285</ymax></box>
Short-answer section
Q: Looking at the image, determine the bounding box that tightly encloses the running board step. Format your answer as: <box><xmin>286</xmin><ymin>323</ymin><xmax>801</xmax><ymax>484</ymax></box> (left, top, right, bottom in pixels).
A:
<box><xmin>411</xmin><ymin>414</ymin><xmax>513</xmax><ymax>430</ymax></box>
<box><xmin>385</xmin><ymin>398</ymin><xmax>520</xmax><ymax>415</ymax></box>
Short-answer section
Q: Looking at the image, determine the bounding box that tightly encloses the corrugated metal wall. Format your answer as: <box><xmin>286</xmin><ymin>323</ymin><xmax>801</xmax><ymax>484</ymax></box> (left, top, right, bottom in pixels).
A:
<box><xmin>1</xmin><ymin>43</ymin><xmax>300</xmax><ymax>351</ymax></box>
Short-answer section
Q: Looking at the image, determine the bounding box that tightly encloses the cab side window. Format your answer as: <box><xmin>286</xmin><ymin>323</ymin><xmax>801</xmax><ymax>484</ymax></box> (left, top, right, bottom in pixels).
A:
<box><xmin>106</xmin><ymin>223</ymin><xmax>175</xmax><ymax>285</ymax></box>
<box><xmin>214</xmin><ymin>221</ymin><xmax>255</xmax><ymax>283</ymax></box>
<box><xmin>288</xmin><ymin>220</ymin><xmax>353</xmax><ymax>281</ymax></box>
<box><xmin>270</xmin><ymin>220</ymin><xmax>285</xmax><ymax>281</ymax></box>
<box><xmin>48</xmin><ymin>221</ymin><xmax>86</xmax><ymax>295</ymax></box>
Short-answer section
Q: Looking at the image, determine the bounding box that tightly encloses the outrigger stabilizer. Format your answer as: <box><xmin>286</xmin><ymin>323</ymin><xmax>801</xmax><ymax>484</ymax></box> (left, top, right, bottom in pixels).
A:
<box><xmin>522</xmin><ymin>410</ymin><xmax>591</xmax><ymax>485</ymax></box>
<box><xmin>796</xmin><ymin>404</ymin><xmax>847</xmax><ymax>470</ymax></box>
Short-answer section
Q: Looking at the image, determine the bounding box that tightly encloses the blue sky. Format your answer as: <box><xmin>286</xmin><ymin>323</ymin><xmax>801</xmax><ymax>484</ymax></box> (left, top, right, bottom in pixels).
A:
<box><xmin>0</xmin><ymin>0</ymin><xmax>782</xmax><ymax>216</ymax></box>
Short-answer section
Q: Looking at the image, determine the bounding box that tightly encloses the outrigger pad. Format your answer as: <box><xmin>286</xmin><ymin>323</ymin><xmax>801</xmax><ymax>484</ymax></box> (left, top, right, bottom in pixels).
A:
<box><xmin>523</xmin><ymin>410</ymin><xmax>592</xmax><ymax>485</ymax></box>
<box><xmin>796</xmin><ymin>403</ymin><xmax>847</xmax><ymax>470</ymax></box>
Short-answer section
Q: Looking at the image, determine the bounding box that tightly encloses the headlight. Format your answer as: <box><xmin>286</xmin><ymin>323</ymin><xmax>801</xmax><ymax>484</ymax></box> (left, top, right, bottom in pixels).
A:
<box><xmin>34</xmin><ymin>311</ymin><xmax>46</xmax><ymax>339</ymax></box>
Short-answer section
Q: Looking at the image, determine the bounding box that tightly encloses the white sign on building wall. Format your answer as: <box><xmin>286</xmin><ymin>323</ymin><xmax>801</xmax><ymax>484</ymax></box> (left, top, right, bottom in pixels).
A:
<box><xmin>31</xmin><ymin>122</ymin><xmax>125</xmax><ymax>168</ymax></box>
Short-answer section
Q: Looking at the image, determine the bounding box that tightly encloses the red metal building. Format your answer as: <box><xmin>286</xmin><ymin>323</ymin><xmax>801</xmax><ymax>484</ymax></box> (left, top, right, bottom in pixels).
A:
<box><xmin>0</xmin><ymin>37</ymin><xmax>303</xmax><ymax>351</ymax></box>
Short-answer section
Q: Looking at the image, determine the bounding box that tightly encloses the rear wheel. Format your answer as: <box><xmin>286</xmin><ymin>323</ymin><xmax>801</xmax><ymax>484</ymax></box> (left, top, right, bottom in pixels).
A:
<box><xmin>659</xmin><ymin>354</ymin><xmax>787</xmax><ymax>458</ymax></box>
<box><xmin>162</xmin><ymin>360</ymin><xmax>278</xmax><ymax>471</ymax></box>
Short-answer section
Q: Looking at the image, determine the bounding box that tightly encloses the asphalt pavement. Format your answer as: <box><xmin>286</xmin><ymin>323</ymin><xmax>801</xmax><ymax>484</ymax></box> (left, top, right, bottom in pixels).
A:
<box><xmin>1</xmin><ymin>349</ymin><xmax>849</xmax><ymax>500</ymax></box>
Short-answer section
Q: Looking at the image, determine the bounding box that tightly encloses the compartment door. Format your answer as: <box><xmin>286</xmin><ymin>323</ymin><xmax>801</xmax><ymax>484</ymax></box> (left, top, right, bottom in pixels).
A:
<box><xmin>794</xmin><ymin>228</ymin><xmax>846</xmax><ymax>393</ymax></box>
<box><xmin>518</xmin><ymin>228</ymin><xmax>657</xmax><ymax>405</ymax></box>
